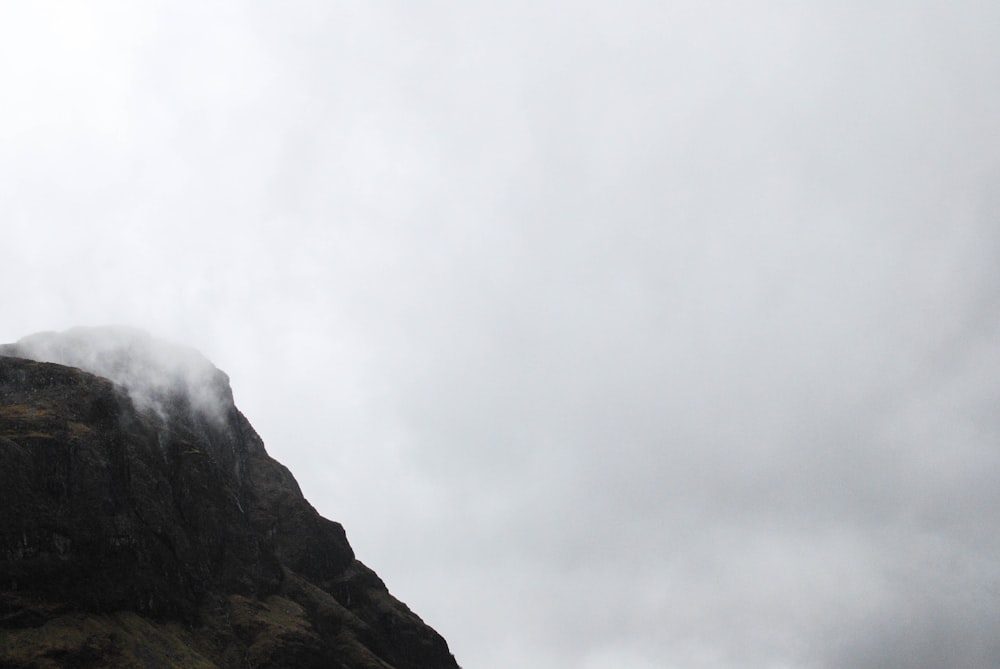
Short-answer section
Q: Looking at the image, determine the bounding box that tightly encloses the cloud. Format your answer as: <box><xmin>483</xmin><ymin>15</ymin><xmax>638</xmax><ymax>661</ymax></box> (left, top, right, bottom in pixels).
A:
<box><xmin>1</xmin><ymin>2</ymin><xmax>1000</xmax><ymax>668</ymax></box>
<box><xmin>1</xmin><ymin>326</ymin><xmax>234</xmax><ymax>427</ymax></box>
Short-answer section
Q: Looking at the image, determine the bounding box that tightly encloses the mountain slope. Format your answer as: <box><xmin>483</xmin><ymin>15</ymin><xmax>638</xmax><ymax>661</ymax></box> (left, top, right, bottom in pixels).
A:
<box><xmin>0</xmin><ymin>328</ymin><xmax>460</xmax><ymax>669</ymax></box>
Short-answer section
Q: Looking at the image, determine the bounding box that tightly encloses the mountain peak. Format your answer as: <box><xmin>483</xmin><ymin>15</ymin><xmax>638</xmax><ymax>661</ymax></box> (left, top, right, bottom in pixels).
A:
<box><xmin>0</xmin><ymin>330</ymin><xmax>461</xmax><ymax>668</ymax></box>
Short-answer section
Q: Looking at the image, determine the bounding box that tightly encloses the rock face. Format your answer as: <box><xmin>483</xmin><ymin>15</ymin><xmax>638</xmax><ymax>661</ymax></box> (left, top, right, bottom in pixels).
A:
<box><xmin>0</xmin><ymin>327</ymin><xmax>460</xmax><ymax>669</ymax></box>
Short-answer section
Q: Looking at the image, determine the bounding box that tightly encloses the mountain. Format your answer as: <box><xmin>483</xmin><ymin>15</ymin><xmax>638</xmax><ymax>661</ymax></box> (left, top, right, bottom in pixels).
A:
<box><xmin>0</xmin><ymin>327</ymin><xmax>461</xmax><ymax>669</ymax></box>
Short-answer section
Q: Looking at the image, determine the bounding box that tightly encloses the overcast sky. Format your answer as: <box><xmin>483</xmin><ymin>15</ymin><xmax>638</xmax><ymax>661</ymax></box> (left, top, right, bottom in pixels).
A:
<box><xmin>3</xmin><ymin>2</ymin><xmax>1000</xmax><ymax>667</ymax></box>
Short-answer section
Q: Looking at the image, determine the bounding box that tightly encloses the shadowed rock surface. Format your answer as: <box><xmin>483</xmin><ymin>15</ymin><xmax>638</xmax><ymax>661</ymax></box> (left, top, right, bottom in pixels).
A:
<box><xmin>0</xmin><ymin>328</ymin><xmax>460</xmax><ymax>669</ymax></box>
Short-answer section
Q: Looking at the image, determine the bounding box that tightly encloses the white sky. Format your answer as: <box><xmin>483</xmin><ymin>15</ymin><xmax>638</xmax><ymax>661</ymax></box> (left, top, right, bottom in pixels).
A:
<box><xmin>2</xmin><ymin>2</ymin><xmax>1000</xmax><ymax>667</ymax></box>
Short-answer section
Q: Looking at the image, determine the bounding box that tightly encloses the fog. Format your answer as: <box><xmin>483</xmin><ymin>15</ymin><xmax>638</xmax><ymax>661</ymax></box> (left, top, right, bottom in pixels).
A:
<box><xmin>2</xmin><ymin>2</ymin><xmax>1000</xmax><ymax>667</ymax></box>
<box><xmin>0</xmin><ymin>326</ymin><xmax>234</xmax><ymax>425</ymax></box>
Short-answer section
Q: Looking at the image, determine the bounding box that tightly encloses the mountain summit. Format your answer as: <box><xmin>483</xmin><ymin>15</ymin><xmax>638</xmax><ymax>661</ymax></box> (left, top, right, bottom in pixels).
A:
<box><xmin>0</xmin><ymin>327</ymin><xmax>460</xmax><ymax>668</ymax></box>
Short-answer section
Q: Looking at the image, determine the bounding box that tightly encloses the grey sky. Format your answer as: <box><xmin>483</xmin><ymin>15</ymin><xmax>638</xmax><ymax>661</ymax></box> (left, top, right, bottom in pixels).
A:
<box><xmin>3</xmin><ymin>2</ymin><xmax>1000</xmax><ymax>667</ymax></box>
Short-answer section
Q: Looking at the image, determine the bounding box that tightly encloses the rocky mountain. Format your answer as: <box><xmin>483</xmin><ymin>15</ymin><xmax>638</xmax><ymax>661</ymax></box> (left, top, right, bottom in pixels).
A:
<box><xmin>0</xmin><ymin>327</ymin><xmax>461</xmax><ymax>669</ymax></box>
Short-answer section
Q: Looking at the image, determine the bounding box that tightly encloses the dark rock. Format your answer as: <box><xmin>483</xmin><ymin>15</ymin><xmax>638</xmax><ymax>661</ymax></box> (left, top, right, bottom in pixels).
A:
<box><xmin>0</xmin><ymin>328</ymin><xmax>460</xmax><ymax>668</ymax></box>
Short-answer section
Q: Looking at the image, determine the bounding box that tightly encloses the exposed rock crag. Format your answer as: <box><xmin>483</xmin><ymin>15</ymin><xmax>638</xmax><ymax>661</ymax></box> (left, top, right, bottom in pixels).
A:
<box><xmin>0</xmin><ymin>328</ymin><xmax>460</xmax><ymax>669</ymax></box>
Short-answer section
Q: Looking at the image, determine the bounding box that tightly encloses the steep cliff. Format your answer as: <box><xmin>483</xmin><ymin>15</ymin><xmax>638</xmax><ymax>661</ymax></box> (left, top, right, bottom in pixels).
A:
<box><xmin>0</xmin><ymin>328</ymin><xmax>460</xmax><ymax>669</ymax></box>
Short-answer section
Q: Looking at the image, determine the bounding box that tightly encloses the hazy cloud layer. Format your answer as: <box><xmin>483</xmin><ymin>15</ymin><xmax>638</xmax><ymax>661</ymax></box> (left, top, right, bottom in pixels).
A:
<box><xmin>1</xmin><ymin>326</ymin><xmax>234</xmax><ymax>424</ymax></box>
<box><xmin>2</xmin><ymin>2</ymin><xmax>1000</xmax><ymax>667</ymax></box>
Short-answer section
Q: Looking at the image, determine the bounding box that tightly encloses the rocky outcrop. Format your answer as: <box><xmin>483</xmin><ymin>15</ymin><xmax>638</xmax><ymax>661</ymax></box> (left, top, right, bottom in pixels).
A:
<box><xmin>0</xmin><ymin>328</ymin><xmax>460</xmax><ymax>669</ymax></box>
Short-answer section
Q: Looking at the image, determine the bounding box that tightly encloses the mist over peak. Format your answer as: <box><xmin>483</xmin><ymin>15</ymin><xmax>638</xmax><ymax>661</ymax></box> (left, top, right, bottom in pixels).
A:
<box><xmin>0</xmin><ymin>326</ymin><xmax>234</xmax><ymax>424</ymax></box>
